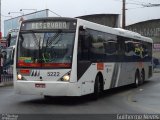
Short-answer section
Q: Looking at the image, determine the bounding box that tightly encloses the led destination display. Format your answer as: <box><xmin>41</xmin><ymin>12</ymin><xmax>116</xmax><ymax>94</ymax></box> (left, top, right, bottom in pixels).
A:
<box><xmin>21</xmin><ymin>21</ymin><xmax>77</xmax><ymax>30</ymax></box>
<box><xmin>31</xmin><ymin>22</ymin><xmax>68</xmax><ymax>29</ymax></box>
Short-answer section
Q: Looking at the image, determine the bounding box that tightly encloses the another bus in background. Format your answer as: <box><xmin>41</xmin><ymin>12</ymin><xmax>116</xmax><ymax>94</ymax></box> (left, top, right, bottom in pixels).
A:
<box><xmin>1</xmin><ymin>29</ymin><xmax>18</xmax><ymax>74</ymax></box>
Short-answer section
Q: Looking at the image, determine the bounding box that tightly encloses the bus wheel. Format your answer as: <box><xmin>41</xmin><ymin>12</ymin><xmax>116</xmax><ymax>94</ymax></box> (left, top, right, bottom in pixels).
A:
<box><xmin>134</xmin><ymin>71</ymin><xmax>140</xmax><ymax>88</ymax></box>
<box><xmin>141</xmin><ymin>70</ymin><xmax>145</xmax><ymax>85</ymax></box>
<box><xmin>92</xmin><ymin>75</ymin><xmax>101</xmax><ymax>100</ymax></box>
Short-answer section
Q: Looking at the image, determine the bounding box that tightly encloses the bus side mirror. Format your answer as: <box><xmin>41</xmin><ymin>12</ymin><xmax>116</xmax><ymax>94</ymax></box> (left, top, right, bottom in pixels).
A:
<box><xmin>11</xmin><ymin>49</ymin><xmax>15</xmax><ymax>65</ymax></box>
<box><xmin>6</xmin><ymin>34</ymin><xmax>11</xmax><ymax>47</ymax></box>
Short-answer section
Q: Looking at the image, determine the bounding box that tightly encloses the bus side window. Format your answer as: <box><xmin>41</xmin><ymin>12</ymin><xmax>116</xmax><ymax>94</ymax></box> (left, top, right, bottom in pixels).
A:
<box><xmin>117</xmin><ymin>36</ymin><xmax>125</xmax><ymax>61</ymax></box>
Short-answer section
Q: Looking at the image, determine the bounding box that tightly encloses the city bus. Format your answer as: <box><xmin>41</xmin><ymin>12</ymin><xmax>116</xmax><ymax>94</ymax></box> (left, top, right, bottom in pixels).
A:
<box><xmin>14</xmin><ymin>17</ymin><xmax>153</xmax><ymax>99</ymax></box>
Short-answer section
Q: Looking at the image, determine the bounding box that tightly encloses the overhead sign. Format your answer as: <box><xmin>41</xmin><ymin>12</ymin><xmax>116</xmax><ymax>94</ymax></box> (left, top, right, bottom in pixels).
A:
<box><xmin>21</xmin><ymin>21</ymin><xmax>77</xmax><ymax>30</ymax></box>
<box><xmin>31</xmin><ymin>22</ymin><xmax>68</xmax><ymax>29</ymax></box>
<box><xmin>22</xmin><ymin>22</ymin><xmax>69</xmax><ymax>30</ymax></box>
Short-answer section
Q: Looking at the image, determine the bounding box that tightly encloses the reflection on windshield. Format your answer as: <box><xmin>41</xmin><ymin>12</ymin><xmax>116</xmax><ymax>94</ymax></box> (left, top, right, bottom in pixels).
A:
<box><xmin>17</xmin><ymin>31</ymin><xmax>75</xmax><ymax>68</ymax></box>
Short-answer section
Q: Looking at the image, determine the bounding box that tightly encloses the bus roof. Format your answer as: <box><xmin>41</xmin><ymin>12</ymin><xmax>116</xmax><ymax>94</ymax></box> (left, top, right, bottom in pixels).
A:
<box><xmin>21</xmin><ymin>17</ymin><xmax>153</xmax><ymax>43</ymax></box>
<box><xmin>22</xmin><ymin>17</ymin><xmax>77</xmax><ymax>23</ymax></box>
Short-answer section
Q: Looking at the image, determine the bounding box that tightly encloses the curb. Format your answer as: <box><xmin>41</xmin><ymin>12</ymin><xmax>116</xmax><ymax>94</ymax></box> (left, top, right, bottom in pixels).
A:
<box><xmin>0</xmin><ymin>83</ymin><xmax>4</xmax><ymax>87</ymax></box>
<box><xmin>0</xmin><ymin>82</ymin><xmax>13</xmax><ymax>87</ymax></box>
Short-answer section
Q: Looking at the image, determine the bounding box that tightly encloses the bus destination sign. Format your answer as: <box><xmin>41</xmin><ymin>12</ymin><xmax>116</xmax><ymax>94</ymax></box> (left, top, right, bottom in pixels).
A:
<box><xmin>22</xmin><ymin>21</ymin><xmax>76</xmax><ymax>30</ymax></box>
<box><xmin>31</xmin><ymin>22</ymin><xmax>68</xmax><ymax>29</ymax></box>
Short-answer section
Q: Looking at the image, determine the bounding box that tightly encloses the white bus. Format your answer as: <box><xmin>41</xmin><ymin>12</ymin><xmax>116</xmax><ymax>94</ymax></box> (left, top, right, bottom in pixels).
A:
<box><xmin>14</xmin><ymin>17</ymin><xmax>153</xmax><ymax>99</ymax></box>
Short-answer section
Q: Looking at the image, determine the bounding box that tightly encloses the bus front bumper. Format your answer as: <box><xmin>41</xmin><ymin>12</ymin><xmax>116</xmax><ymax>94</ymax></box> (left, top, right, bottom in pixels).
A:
<box><xmin>15</xmin><ymin>81</ymin><xmax>81</xmax><ymax>96</ymax></box>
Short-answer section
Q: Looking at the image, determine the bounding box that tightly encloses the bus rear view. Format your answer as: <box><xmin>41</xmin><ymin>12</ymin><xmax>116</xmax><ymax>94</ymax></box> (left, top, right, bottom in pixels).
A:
<box><xmin>14</xmin><ymin>17</ymin><xmax>81</xmax><ymax>97</ymax></box>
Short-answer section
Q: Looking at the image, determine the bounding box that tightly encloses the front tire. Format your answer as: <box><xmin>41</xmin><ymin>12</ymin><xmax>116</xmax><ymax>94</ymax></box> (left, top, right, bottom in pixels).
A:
<box><xmin>92</xmin><ymin>75</ymin><xmax>101</xmax><ymax>100</ymax></box>
<box><xmin>140</xmin><ymin>70</ymin><xmax>145</xmax><ymax>85</ymax></box>
<box><xmin>134</xmin><ymin>71</ymin><xmax>140</xmax><ymax>88</ymax></box>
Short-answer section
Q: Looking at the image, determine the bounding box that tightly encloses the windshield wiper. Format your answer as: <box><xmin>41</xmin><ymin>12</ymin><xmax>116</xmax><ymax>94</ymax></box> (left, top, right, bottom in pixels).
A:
<box><xmin>46</xmin><ymin>30</ymin><xmax>62</xmax><ymax>47</ymax></box>
<box><xmin>46</xmin><ymin>32</ymin><xmax>60</xmax><ymax>48</ymax></box>
<box><xmin>41</xmin><ymin>32</ymin><xmax>61</xmax><ymax>63</ymax></box>
<box><xmin>31</xmin><ymin>31</ymin><xmax>40</xmax><ymax>48</ymax></box>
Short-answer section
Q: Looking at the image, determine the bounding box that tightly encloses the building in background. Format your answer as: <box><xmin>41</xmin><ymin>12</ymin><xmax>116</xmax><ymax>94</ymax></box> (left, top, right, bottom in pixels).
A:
<box><xmin>4</xmin><ymin>9</ymin><xmax>49</xmax><ymax>37</ymax></box>
<box><xmin>77</xmin><ymin>14</ymin><xmax>120</xmax><ymax>28</ymax></box>
<box><xmin>126</xmin><ymin>19</ymin><xmax>160</xmax><ymax>59</ymax></box>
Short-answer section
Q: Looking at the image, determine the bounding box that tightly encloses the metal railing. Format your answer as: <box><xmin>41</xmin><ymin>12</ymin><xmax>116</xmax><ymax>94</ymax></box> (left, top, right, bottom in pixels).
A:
<box><xmin>0</xmin><ymin>66</ymin><xmax>13</xmax><ymax>86</ymax></box>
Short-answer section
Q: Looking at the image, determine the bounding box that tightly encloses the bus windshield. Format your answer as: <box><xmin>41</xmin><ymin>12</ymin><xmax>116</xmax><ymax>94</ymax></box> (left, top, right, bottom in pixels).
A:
<box><xmin>17</xmin><ymin>31</ymin><xmax>75</xmax><ymax>68</ymax></box>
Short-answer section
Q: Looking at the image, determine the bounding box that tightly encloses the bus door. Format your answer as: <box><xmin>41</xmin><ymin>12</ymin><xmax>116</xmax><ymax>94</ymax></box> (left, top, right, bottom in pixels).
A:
<box><xmin>77</xmin><ymin>26</ymin><xmax>91</xmax><ymax>80</ymax></box>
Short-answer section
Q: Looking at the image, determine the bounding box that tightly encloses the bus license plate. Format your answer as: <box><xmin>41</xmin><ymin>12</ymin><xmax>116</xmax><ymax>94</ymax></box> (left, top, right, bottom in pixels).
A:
<box><xmin>35</xmin><ymin>83</ymin><xmax>46</xmax><ymax>88</ymax></box>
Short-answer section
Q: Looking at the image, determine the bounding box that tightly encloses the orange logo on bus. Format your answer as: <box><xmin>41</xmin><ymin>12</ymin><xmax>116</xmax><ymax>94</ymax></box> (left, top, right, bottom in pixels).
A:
<box><xmin>97</xmin><ymin>63</ymin><xmax>104</xmax><ymax>70</ymax></box>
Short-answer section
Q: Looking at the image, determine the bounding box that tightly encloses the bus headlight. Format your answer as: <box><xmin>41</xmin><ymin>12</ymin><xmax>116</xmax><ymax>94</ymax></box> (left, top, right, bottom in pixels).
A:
<box><xmin>17</xmin><ymin>74</ymin><xmax>22</xmax><ymax>80</ymax></box>
<box><xmin>59</xmin><ymin>72</ymin><xmax>71</xmax><ymax>82</ymax></box>
<box><xmin>62</xmin><ymin>75</ymin><xmax>70</xmax><ymax>81</ymax></box>
<box><xmin>17</xmin><ymin>74</ymin><xmax>26</xmax><ymax>80</ymax></box>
